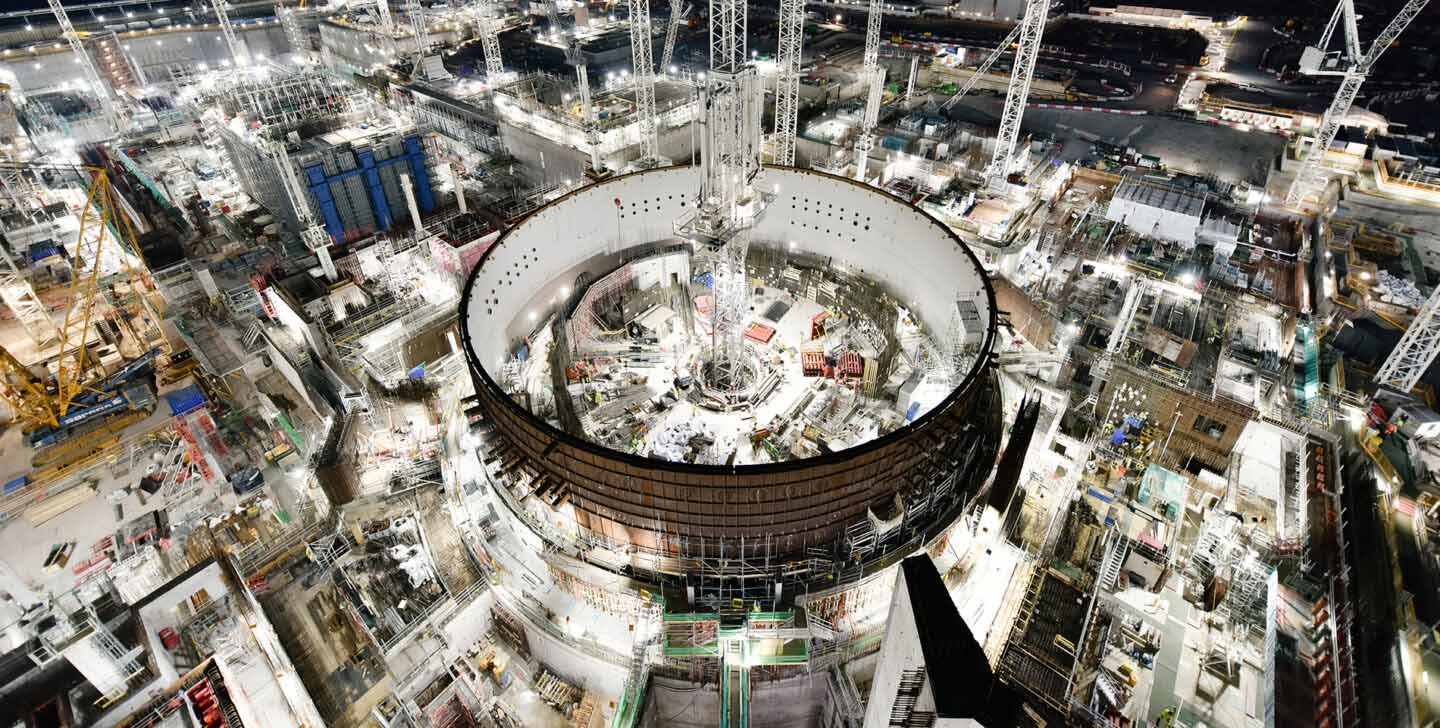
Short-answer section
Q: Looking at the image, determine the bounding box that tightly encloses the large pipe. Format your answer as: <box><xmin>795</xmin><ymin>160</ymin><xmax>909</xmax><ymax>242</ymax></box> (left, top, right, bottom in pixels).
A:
<box><xmin>449</xmin><ymin>163</ymin><xmax>467</xmax><ymax>214</ymax></box>
<box><xmin>400</xmin><ymin>171</ymin><xmax>426</xmax><ymax>237</ymax></box>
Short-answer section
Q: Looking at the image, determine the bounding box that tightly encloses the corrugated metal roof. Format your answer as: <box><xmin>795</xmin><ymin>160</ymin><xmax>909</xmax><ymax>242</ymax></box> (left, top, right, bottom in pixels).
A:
<box><xmin>1113</xmin><ymin>174</ymin><xmax>1205</xmax><ymax>218</ymax></box>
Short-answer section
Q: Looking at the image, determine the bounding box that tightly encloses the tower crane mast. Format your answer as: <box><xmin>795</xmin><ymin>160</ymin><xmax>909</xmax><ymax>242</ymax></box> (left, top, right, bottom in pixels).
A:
<box><xmin>408</xmin><ymin>0</ymin><xmax>429</xmax><ymax>57</ymax></box>
<box><xmin>0</xmin><ymin>166</ymin><xmax>129</xmax><ymax>430</ymax></box>
<box><xmin>628</xmin><ymin>0</ymin><xmax>660</xmax><ymax>163</ymax></box>
<box><xmin>940</xmin><ymin>3</ymin><xmax>1057</xmax><ymax>111</ymax></box>
<box><xmin>566</xmin><ymin>39</ymin><xmax>604</xmax><ymax>173</ymax></box>
<box><xmin>1284</xmin><ymin>0</ymin><xmax>1429</xmax><ymax>207</ymax></box>
<box><xmin>771</xmin><ymin>0</ymin><xmax>805</xmax><ymax>166</ymax></box>
<box><xmin>986</xmin><ymin>0</ymin><xmax>1048</xmax><ymax>190</ymax></box>
<box><xmin>852</xmin><ymin>0</ymin><xmax>883</xmax><ymax>180</ymax></box>
<box><xmin>475</xmin><ymin>3</ymin><xmax>510</xmax><ymax>83</ymax></box>
<box><xmin>278</xmin><ymin>2</ymin><xmax>311</xmax><ymax>63</ymax></box>
<box><xmin>660</xmin><ymin>0</ymin><xmax>691</xmax><ymax>71</ymax></box>
<box><xmin>46</xmin><ymin>0</ymin><xmax>118</xmax><ymax>132</ymax></box>
<box><xmin>679</xmin><ymin>0</ymin><xmax>764</xmax><ymax>396</ymax></box>
<box><xmin>211</xmin><ymin>0</ymin><xmax>251</xmax><ymax>67</ymax></box>
<box><xmin>267</xmin><ymin>139</ymin><xmax>339</xmax><ymax>282</ymax></box>
<box><xmin>373</xmin><ymin>0</ymin><xmax>395</xmax><ymax>35</ymax></box>
<box><xmin>407</xmin><ymin>0</ymin><xmax>451</xmax><ymax>81</ymax></box>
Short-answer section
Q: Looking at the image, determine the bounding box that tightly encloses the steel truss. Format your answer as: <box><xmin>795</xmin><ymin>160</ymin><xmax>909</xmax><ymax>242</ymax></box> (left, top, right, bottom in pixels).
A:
<box><xmin>771</xmin><ymin>0</ymin><xmax>805</xmax><ymax>166</ymax></box>
<box><xmin>46</xmin><ymin>0</ymin><xmax>119</xmax><ymax>131</ymax></box>
<box><xmin>852</xmin><ymin>0</ymin><xmax>883</xmax><ymax>180</ymax></box>
<box><xmin>1285</xmin><ymin>0</ymin><xmax>1429</xmax><ymax>206</ymax></box>
<box><xmin>987</xmin><ymin>0</ymin><xmax>1049</xmax><ymax>190</ymax></box>
<box><xmin>628</xmin><ymin>0</ymin><xmax>660</xmax><ymax>162</ymax></box>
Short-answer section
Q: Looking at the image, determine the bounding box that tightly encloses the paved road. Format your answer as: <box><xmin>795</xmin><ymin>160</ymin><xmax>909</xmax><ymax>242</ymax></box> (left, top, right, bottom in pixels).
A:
<box><xmin>942</xmin><ymin>96</ymin><xmax>1285</xmax><ymax>184</ymax></box>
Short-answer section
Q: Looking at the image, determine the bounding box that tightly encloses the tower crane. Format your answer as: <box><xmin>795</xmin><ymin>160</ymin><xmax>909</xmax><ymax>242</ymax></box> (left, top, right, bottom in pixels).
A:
<box><xmin>627</xmin><ymin>0</ymin><xmax>660</xmax><ymax>165</ymax></box>
<box><xmin>372</xmin><ymin>0</ymin><xmax>395</xmax><ymax>36</ymax></box>
<box><xmin>407</xmin><ymin>0</ymin><xmax>450</xmax><ymax>81</ymax></box>
<box><xmin>1284</xmin><ymin>0</ymin><xmax>1430</xmax><ymax>207</ymax></box>
<box><xmin>852</xmin><ymin>0</ymin><xmax>883</xmax><ymax>181</ymax></box>
<box><xmin>678</xmin><ymin>0</ymin><xmax>765</xmax><ymax>397</ymax></box>
<box><xmin>267</xmin><ymin>138</ymin><xmax>339</xmax><ymax>282</ymax></box>
<box><xmin>211</xmin><ymin>0</ymin><xmax>251</xmax><ymax>67</ymax></box>
<box><xmin>985</xmin><ymin>0</ymin><xmax>1048</xmax><ymax>191</ymax></box>
<box><xmin>660</xmin><ymin>0</ymin><xmax>691</xmax><ymax>72</ymax></box>
<box><xmin>566</xmin><ymin>39</ymin><xmax>604</xmax><ymax>174</ymax></box>
<box><xmin>46</xmin><ymin>0</ymin><xmax>118</xmax><ymax>132</ymax></box>
<box><xmin>474</xmin><ymin>2</ymin><xmax>510</xmax><ymax>84</ymax></box>
<box><xmin>535</xmin><ymin>0</ymin><xmax>566</xmax><ymax>37</ymax></box>
<box><xmin>277</xmin><ymin>2</ymin><xmax>312</xmax><ymax>63</ymax></box>
<box><xmin>770</xmin><ymin>0</ymin><xmax>805</xmax><ymax>166</ymax></box>
<box><xmin>939</xmin><ymin>3</ymin><xmax>1058</xmax><ymax>112</ymax></box>
<box><xmin>0</xmin><ymin>166</ymin><xmax>137</xmax><ymax>432</ymax></box>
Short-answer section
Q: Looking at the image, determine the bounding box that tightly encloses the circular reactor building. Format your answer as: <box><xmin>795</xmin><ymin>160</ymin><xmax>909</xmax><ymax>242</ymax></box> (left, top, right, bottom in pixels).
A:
<box><xmin>460</xmin><ymin>165</ymin><xmax>1002</xmax><ymax>705</ymax></box>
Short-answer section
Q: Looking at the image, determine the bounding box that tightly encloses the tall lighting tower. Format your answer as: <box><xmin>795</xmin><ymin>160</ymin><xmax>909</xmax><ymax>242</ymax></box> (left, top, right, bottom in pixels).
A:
<box><xmin>46</xmin><ymin>0</ymin><xmax>118</xmax><ymax>132</ymax></box>
<box><xmin>678</xmin><ymin>0</ymin><xmax>765</xmax><ymax>397</ymax></box>
<box><xmin>211</xmin><ymin>0</ymin><xmax>251</xmax><ymax>67</ymax></box>
<box><xmin>771</xmin><ymin>0</ymin><xmax>805</xmax><ymax>166</ymax></box>
<box><xmin>628</xmin><ymin>0</ymin><xmax>660</xmax><ymax>164</ymax></box>
<box><xmin>1284</xmin><ymin>0</ymin><xmax>1429</xmax><ymax>207</ymax></box>
<box><xmin>986</xmin><ymin>0</ymin><xmax>1048</xmax><ymax>190</ymax></box>
<box><xmin>852</xmin><ymin>0</ymin><xmax>883</xmax><ymax>181</ymax></box>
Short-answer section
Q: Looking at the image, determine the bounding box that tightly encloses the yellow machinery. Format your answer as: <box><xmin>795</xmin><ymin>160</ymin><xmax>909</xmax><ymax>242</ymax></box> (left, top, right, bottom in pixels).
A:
<box><xmin>0</xmin><ymin>164</ymin><xmax>142</xmax><ymax>431</ymax></box>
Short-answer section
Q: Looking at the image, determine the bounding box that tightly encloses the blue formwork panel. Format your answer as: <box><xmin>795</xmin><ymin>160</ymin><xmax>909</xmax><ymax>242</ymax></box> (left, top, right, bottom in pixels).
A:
<box><xmin>300</xmin><ymin>134</ymin><xmax>435</xmax><ymax>241</ymax></box>
<box><xmin>165</xmin><ymin>385</ymin><xmax>206</xmax><ymax>417</ymax></box>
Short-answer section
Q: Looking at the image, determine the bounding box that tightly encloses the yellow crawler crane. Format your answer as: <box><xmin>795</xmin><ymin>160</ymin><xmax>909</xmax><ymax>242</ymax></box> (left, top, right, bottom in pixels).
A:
<box><xmin>0</xmin><ymin>164</ymin><xmax>140</xmax><ymax>431</ymax></box>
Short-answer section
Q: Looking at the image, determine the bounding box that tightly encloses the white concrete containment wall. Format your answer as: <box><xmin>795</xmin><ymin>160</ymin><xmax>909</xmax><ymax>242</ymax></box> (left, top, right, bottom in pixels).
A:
<box><xmin>464</xmin><ymin>166</ymin><xmax>992</xmax><ymax>381</ymax></box>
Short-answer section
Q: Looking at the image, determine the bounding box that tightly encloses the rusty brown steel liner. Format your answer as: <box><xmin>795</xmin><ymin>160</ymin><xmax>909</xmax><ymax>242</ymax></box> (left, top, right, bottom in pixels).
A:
<box><xmin>468</xmin><ymin>358</ymin><xmax>1000</xmax><ymax>558</ymax></box>
<box><xmin>458</xmin><ymin>165</ymin><xmax>1004</xmax><ymax>565</ymax></box>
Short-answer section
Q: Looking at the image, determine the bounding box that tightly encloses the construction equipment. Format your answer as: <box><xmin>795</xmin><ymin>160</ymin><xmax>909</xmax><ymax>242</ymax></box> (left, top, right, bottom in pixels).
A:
<box><xmin>407</xmin><ymin>0</ymin><xmax>450</xmax><ymax>82</ymax></box>
<box><xmin>1375</xmin><ymin>275</ymin><xmax>1440</xmax><ymax>395</ymax></box>
<box><xmin>1284</xmin><ymin>0</ymin><xmax>1430</xmax><ymax>207</ymax></box>
<box><xmin>536</xmin><ymin>0</ymin><xmax>565</xmax><ymax>36</ymax></box>
<box><xmin>852</xmin><ymin>0</ymin><xmax>884</xmax><ymax>181</ymax></box>
<box><xmin>211</xmin><ymin>0</ymin><xmax>251</xmax><ymax>67</ymax></box>
<box><xmin>939</xmin><ymin>15</ymin><xmax>1025</xmax><ymax>111</ymax></box>
<box><xmin>24</xmin><ymin>348</ymin><xmax>161</xmax><ymax>449</ymax></box>
<box><xmin>770</xmin><ymin>0</ymin><xmax>805</xmax><ymax>166</ymax></box>
<box><xmin>265</xmin><ymin>137</ymin><xmax>339</xmax><ymax>281</ymax></box>
<box><xmin>660</xmin><ymin>0</ymin><xmax>691</xmax><ymax>71</ymax></box>
<box><xmin>628</xmin><ymin>0</ymin><xmax>661</xmax><ymax>165</ymax></box>
<box><xmin>0</xmin><ymin>166</ymin><xmax>133</xmax><ymax>432</ymax></box>
<box><xmin>472</xmin><ymin>1</ymin><xmax>510</xmax><ymax>84</ymax></box>
<box><xmin>46</xmin><ymin>0</ymin><xmax>119</xmax><ymax>131</ymax></box>
<box><xmin>566</xmin><ymin>39</ymin><xmax>605</xmax><ymax>174</ymax></box>
<box><xmin>986</xmin><ymin>0</ymin><xmax>1049</xmax><ymax>190</ymax></box>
